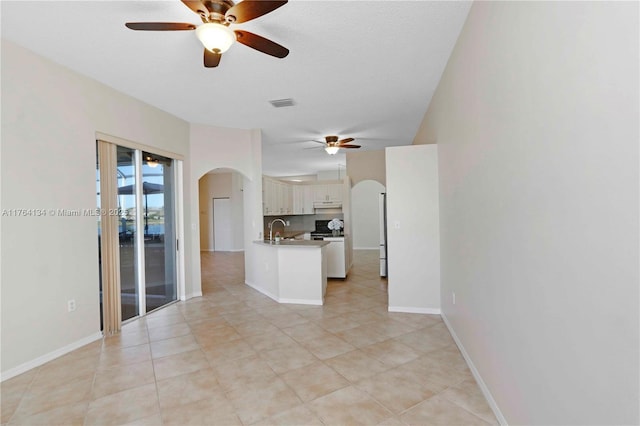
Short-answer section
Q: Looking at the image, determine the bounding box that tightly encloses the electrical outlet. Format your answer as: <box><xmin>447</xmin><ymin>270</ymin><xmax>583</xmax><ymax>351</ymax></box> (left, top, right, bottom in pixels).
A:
<box><xmin>286</xmin><ymin>220</ymin><xmax>290</xmax><ymax>226</ymax></box>
<box><xmin>394</xmin><ymin>221</ymin><xmax>400</xmax><ymax>229</ymax></box>
<box><xmin>67</xmin><ymin>299</ymin><xmax>76</xmax><ymax>312</ymax></box>
<box><xmin>452</xmin><ymin>292</ymin><xmax>456</xmax><ymax>305</ymax></box>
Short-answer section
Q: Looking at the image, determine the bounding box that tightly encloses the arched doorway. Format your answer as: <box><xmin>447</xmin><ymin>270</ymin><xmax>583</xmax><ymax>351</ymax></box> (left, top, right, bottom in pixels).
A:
<box><xmin>197</xmin><ymin>167</ymin><xmax>247</xmax><ymax>296</ymax></box>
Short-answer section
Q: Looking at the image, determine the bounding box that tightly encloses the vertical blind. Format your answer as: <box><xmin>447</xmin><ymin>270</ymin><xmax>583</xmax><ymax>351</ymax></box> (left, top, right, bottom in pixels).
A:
<box><xmin>97</xmin><ymin>140</ymin><xmax>122</xmax><ymax>335</ymax></box>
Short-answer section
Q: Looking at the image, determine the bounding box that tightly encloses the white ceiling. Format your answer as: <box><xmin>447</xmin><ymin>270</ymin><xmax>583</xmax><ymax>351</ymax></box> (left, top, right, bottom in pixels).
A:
<box><xmin>1</xmin><ymin>0</ymin><xmax>471</xmax><ymax>177</ymax></box>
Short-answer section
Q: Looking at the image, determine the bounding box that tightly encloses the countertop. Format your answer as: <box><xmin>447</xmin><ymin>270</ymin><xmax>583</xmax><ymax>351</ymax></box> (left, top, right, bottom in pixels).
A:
<box><xmin>254</xmin><ymin>240</ymin><xmax>329</xmax><ymax>248</ymax></box>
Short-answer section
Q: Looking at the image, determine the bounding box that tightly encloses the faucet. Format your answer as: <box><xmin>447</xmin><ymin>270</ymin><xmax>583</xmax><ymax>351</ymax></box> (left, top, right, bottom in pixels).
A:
<box><xmin>268</xmin><ymin>218</ymin><xmax>287</xmax><ymax>242</ymax></box>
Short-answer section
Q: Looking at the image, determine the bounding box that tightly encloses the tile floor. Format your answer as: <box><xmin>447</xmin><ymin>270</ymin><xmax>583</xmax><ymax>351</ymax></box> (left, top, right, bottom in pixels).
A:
<box><xmin>1</xmin><ymin>250</ymin><xmax>497</xmax><ymax>425</ymax></box>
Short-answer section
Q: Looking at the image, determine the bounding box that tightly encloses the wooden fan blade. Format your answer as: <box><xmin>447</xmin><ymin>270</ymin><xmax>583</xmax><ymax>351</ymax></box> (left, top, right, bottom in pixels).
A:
<box><xmin>125</xmin><ymin>22</ymin><xmax>196</xmax><ymax>31</ymax></box>
<box><xmin>204</xmin><ymin>49</ymin><xmax>221</xmax><ymax>68</ymax></box>
<box><xmin>338</xmin><ymin>138</ymin><xmax>355</xmax><ymax>144</ymax></box>
<box><xmin>339</xmin><ymin>144</ymin><xmax>361</xmax><ymax>149</ymax></box>
<box><xmin>181</xmin><ymin>0</ymin><xmax>209</xmax><ymax>16</ymax></box>
<box><xmin>226</xmin><ymin>1</ymin><xmax>287</xmax><ymax>24</ymax></box>
<box><xmin>234</xmin><ymin>30</ymin><xmax>289</xmax><ymax>58</ymax></box>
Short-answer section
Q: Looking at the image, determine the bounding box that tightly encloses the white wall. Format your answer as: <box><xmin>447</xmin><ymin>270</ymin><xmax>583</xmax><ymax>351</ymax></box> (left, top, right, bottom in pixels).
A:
<box><xmin>386</xmin><ymin>145</ymin><xmax>440</xmax><ymax>314</ymax></box>
<box><xmin>418</xmin><ymin>2</ymin><xmax>639</xmax><ymax>424</ymax></box>
<box><xmin>188</xmin><ymin>124</ymin><xmax>262</xmax><ymax>298</ymax></box>
<box><xmin>351</xmin><ymin>180</ymin><xmax>385</xmax><ymax>249</ymax></box>
<box><xmin>1</xmin><ymin>40</ymin><xmax>190</xmax><ymax>378</ymax></box>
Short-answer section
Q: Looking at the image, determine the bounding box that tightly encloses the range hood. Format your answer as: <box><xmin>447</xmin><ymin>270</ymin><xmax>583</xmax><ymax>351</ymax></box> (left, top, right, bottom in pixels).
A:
<box><xmin>313</xmin><ymin>201</ymin><xmax>342</xmax><ymax>209</ymax></box>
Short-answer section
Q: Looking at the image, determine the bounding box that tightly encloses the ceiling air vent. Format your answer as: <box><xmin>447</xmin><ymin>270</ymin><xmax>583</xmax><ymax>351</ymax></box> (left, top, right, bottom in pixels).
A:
<box><xmin>269</xmin><ymin>98</ymin><xmax>296</xmax><ymax>108</ymax></box>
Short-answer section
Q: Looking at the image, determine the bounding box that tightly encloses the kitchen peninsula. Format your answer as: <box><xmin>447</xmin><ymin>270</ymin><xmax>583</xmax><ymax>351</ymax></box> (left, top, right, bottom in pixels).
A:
<box><xmin>251</xmin><ymin>239</ymin><xmax>329</xmax><ymax>305</ymax></box>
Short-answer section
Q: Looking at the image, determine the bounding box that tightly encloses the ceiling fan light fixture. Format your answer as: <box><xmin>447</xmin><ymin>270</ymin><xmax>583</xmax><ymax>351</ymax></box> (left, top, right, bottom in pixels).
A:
<box><xmin>196</xmin><ymin>23</ymin><xmax>236</xmax><ymax>53</ymax></box>
<box><xmin>325</xmin><ymin>146</ymin><xmax>340</xmax><ymax>155</ymax></box>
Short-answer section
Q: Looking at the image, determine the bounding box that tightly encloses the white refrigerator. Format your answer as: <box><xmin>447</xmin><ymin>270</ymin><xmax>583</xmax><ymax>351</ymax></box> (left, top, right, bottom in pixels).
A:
<box><xmin>379</xmin><ymin>192</ymin><xmax>388</xmax><ymax>277</ymax></box>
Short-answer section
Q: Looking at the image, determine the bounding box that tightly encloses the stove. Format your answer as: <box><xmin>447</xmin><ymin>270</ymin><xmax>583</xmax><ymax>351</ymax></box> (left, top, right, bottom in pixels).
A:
<box><xmin>310</xmin><ymin>220</ymin><xmax>343</xmax><ymax>240</ymax></box>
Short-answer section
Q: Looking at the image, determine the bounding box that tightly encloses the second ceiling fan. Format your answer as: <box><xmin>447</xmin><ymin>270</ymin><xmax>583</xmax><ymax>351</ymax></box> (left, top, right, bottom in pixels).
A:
<box><xmin>125</xmin><ymin>0</ymin><xmax>289</xmax><ymax>68</ymax></box>
<box><xmin>313</xmin><ymin>136</ymin><xmax>361</xmax><ymax>155</ymax></box>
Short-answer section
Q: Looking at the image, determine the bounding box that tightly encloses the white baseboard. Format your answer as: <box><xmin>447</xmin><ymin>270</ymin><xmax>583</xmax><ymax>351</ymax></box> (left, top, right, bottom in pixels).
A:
<box><xmin>388</xmin><ymin>306</ymin><xmax>441</xmax><ymax>315</ymax></box>
<box><xmin>230</xmin><ymin>249</ymin><xmax>245</xmax><ymax>253</ymax></box>
<box><xmin>1</xmin><ymin>331</ymin><xmax>103</xmax><ymax>382</ymax></box>
<box><xmin>245</xmin><ymin>280</ymin><xmax>279</xmax><ymax>303</ymax></box>
<box><xmin>279</xmin><ymin>298</ymin><xmax>323</xmax><ymax>306</ymax></box>
<box><xmin>441</xmin><ymin>313</ymin><xmax>507</xmax><ymax>426</ymax></box>
<box><xmin>353</xmin><ymin>247</ymin><xmax>379</xmax><ymax>250</ymax></box>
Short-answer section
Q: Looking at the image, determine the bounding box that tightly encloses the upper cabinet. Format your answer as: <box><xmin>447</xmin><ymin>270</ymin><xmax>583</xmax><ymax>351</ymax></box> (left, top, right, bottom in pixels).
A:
<box><xmin>293</xmin><ymin>185</ymin><xmax>314</xmax><ymax>215</ymax></box>
<box><xmin>263</xmin><ymin>177</ymin><xmax>292</xmax><ymax>215</ymax></box>
<box><xmin>313</xmin><ymin>183</ymin><xmax>343</xmax><ymax>207</ymax></box>
<box><xmin>263</xmin><ymin>177</ymin><xmax>346</xmax><ymax>216</ymax></box>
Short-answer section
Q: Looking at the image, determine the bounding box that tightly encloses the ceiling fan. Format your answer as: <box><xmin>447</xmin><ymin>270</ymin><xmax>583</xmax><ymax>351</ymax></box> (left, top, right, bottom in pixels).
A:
<box><xmin>125</xmin><ymin>0</ymin><xmax>289</xmax><ymax>68</ymax></box>
<box><xmin>312</xmin><ymin>136</ymin><xmax>361</xmax><ymax>155</ymax></box>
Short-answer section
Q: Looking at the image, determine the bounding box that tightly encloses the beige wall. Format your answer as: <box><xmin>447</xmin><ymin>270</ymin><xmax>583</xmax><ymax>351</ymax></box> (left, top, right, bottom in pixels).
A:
<box><xmin>346</xmin><ymin>150</ymin><xmax>385</xmax><ymax>186</ymax></box>
<box><xmin>419</xmin><ymin>2</ymin><xmax>639</xmax><ymax>424</ymax></box>
<box><xmin>187</xmin><ymin>124</ymin><xmax>262</xmax><ymax>298</ymax></box>
<box><xmin>198</xmin><ymin>171</ymin><xmax>244</xmax><ymax>251</ymax></box>
<box><xmin>1</xmin><ymin>40</ymin><xmax>190</xmax><ymax>377</ymax></box>
<box><xmin>386</xmin><ymin>145</ymin><xmax>440</xmax><ymax>313</ymax></box>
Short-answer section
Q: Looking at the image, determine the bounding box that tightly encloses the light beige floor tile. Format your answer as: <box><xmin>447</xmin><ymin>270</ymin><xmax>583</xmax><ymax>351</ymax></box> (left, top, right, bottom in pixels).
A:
<box><xmin>324</xmin><ymin>350</ymin><xmax>389</xmax><ymax>382</ymax></box>
<box><xmin>213</xmin><ymin>354</ymin><xmax>277</xmax><ymax>392</ymax></box>
<box><xmin>400</xmin><ymin>395</ymin><xmax>491</xmax><ymax>426</ymax></box>
<box><xmin>103</xmin><ymin>328</ymin><xmax>150</xmax><ymax>349</ymax></box>
<box><xmin>226</xmin><ymin>377</ymin><xmax>302</xmax><ymax>425</ymax></box>
<box><xmin>243</xmin><ymin>329</ymin><xmax>300</xmax><ymax>352</ymax></box>
<box><xmin>121</xmin><ymin>413</ymin><xmax>163</xmax><ymax>426</ymax></box>
<box><xmin>394</xmin><ymin>327</ymin><xmax>455</xmax><ymax>353</ymax></box>
<box><xmin>252</xmin><ymin>404</ymin><xmax>324</xmax><ymax>426</ymax></box>
<box><xmin>98</xmin><ymin>343</ymin><xmax>152</xmax><ymax>370</ymax></box>
<box><xmin>335</xmin><ymin>324</ymin><xmax>390</xmax><ymax>348</ymax></box>
<box><xmin>150</xmin><ymin>334</ymin><xmax>200</xmax><ymax>359</ymax></box>
<box><xmin>147</xmin><ymin>322</ymin><xmax>192</xmax><ymax>342</ymax></box>
<box><xmin>263</xmin><ymin>311</ymin><xmax>310</xmax><ymax>328</ymax></box>
<box><xmin>316</xmin><ymin>314</ymin><xmax>362</xmax><ymax>333</ymax></box>
<box><xmin>280</xmin><ymin>361</ymin><xmax>350</xmax><ymax>402</ymax></box>
<box><xmin>307</xmin><ymin>386</ymin><xmax>393</xmax><ymax>425</ymax></box>
<box><xmin>1</xmin><ymin>369</ymin><xmax>38</xmax><ymax>424</ymax></box>
<box><xmin>92</xmin><ymin>360</ymin><xmax>155</xmax><ymax>399</ymax></box>
<box><xmin>259</xmin><ymin>344</ymin><xmax>318</xmax><ymax>374</ymax></box>
<box><xmin>160</xmin><ymin>394</ymin><xmax>239</xmax><ymax>425</ymax></box>
<box><xmin>397</xmin><ymin>355</ymin><xmax>472</xmax><ymax>390</ymax></box>
<box><xmin>11</xmin><ymin>374</ymin><xmax>94</xmax><ymax>420</ymax></box>
<box><xmin>29</xmin><ymin>354</ymin><xmax>98</xmax><ymax>393</ymax></box>
<box><xmin>361</xmin><ymin>339</ymin><xmax>421</xmax><ymax>367</ymax></box>
<box><xmin>152</xmin><ymin>349</ymin><xmax>211</xmax><ymax>381</ymax></box>
<box><xmin>232</xmin><ymin>319</ymin><xmax>281</xmax><ymax>337</ymax></box>
<box><xmin>202</xmin><ymin>338</ymin><xmax>257</xmax><ymax>364</ymax></box>
<box><xmin>440</xmin><ymin>378</ymin><xmax>498</xmax><ymax>424</ymax></box>
<box><xmin>300</xmin><ymin>334</ymin><xmax>356</xmax><ymax>360</ymax></box>
<box><xmin>156</xmin><ymin>369</ymin><xmax>222</xmax><ymax>410</ymax></box>
<box><xmin>354</xmin><ymin>368</ymin><xmax>436</xmax><ymax>414</ymax></box>
<box><xmin>7</xmin><ymin>400</ymin><xmax>88</xmax><ymax>426</ymax></box>
<box><xmin>192</xmin><ymin>325</ymin><xmax>243</xmax><ymax>349</ymax></box>
<box><xmin>84</xmin><ymin>383</ymin><xmax>159</xmax><ymax>425</ymax></box>
<box><xmin>281</xmin><ymin>323</ymin><xmax>331</xmax><ymax>343</ymax></box>
<box><xmin>375</xmin><ymin>318</ymin><xmax>419</xmax><ymax>338</ymax></box>
<box><xmin>145</xmin><ymin>313</ymin><xmax>186</xmax><ymax>330</ymax></box>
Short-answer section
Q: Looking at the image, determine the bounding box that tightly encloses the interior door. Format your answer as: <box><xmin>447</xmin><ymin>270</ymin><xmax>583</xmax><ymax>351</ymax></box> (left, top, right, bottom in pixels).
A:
<box><xmin>213</xmin><ymin>197</ymin><xmax>232</xmax><ymax>251</ymax></box>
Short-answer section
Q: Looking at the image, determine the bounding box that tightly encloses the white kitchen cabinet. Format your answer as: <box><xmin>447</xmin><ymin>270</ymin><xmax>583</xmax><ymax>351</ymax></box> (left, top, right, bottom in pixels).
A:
<box><xmin>293</xmin><ymin>185</ymin><xmax>314</xmax><ymax>215</ymax></box>
<box><xmin>263</xmin><ymin>177</ymin><xmax>292</xmax><ymax>216</ymax></box>
<box><xmin>313</xmin><ymin>183</ymin><xmax>343</xmax><ymax>203</ymax></box>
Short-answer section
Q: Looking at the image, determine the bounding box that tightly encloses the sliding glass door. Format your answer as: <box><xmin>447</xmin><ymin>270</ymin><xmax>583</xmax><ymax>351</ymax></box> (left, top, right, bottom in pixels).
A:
<box><xmin>97</xmin><ymin>142</ymin><xmax>178</xmax><ymax>331</ymax></box>
<box><xmin>142</xmin><ymin>152</ymin><xmax>177</xmax><ymax>313</ymax></box>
